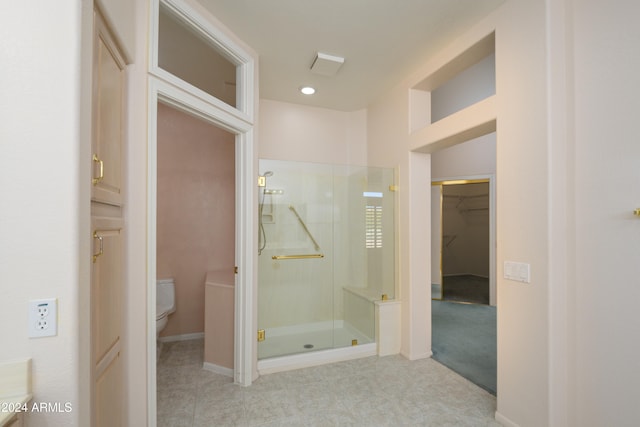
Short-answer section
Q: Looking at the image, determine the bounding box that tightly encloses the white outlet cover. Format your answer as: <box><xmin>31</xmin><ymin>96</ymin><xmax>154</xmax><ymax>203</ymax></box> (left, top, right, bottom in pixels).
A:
<box><xmin>28</xmin><ymin>298</ymin><xmax>57</xmax><ymax>338</ymax></box>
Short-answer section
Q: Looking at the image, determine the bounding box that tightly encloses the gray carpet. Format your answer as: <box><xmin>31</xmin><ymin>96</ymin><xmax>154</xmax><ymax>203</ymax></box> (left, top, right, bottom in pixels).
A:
<box><xmin>432</xmin><ymin>300</ymin><xmax>496</xmax><ymax>395</ymax></box>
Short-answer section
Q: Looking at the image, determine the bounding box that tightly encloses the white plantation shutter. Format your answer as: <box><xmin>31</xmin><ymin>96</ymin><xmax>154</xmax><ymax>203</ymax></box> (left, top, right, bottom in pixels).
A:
<box><xmin>365</xmin><ymin>205</ymin><xmax>382</xmax><ymax>249</ymax></box>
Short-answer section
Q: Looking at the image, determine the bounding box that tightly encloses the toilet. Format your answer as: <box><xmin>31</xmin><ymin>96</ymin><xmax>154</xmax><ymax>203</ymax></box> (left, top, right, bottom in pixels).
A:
<box><xmin>156</xmin><ymin>278</ymin><xmax>176</xmax><ymax>339</ymax></box>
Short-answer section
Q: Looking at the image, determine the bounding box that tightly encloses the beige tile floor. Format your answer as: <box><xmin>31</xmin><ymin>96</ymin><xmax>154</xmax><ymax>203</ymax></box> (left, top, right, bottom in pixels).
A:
<box><xmin>157</xmin><ymin>339</ymin><xmax>500</xmax><ymax>427</ymax></box>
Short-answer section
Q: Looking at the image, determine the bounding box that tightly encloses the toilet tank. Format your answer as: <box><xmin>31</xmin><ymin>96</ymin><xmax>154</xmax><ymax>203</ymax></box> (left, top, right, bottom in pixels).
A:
<box><xmin>157</xmin><ymin>278</ymin><xmax>176</xmax><ymax>314</ymax></box>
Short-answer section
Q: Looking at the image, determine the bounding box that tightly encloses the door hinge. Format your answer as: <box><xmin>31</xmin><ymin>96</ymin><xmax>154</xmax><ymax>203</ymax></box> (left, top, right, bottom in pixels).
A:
<box><xmin>257</xmin><ymin>329</ymin><xmax>265</xmax><ymax>342</ymax></box>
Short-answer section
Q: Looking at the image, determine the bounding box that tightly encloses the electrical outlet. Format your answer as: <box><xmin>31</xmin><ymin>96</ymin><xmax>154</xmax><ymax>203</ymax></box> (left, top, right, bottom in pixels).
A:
<box><xmin>37</xmin><ymin>304</ymin><xmax>49</xmax><ymax>318</ymax></box>
<box><xmin>36</xmin><ymin>318</ymin><xmax>49</xmax><ymax>330</ymax></box>
<box><xmin>29</xmin><ymin>298</ymin><xmax>57</xmax><ymax>338</ymax></box>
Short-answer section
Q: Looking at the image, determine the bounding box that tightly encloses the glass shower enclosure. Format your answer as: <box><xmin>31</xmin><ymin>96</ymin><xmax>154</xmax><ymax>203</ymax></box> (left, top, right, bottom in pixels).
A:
<box><xmin>258</xmin><ymin>159</ymin><xmax>395</xmax><ymax>360</ymax></box>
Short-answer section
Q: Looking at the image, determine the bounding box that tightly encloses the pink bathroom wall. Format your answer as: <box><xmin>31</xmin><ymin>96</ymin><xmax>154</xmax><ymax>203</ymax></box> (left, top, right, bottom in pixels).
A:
<box><xmin>156</xmin><ymin>102</ymin><xmax>235</xmax><ymax>337</ymax></box>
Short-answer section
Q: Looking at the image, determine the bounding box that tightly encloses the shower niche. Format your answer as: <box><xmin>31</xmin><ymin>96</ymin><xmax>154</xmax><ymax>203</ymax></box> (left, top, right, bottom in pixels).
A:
<box><xmin>257</xmin><ymin>159</ymin><xmax>396</xmax><ymax>362</ymax></box>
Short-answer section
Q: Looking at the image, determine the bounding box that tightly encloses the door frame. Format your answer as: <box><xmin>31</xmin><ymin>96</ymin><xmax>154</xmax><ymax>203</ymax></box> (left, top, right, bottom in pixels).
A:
<box><xmin>431</xmin><ymin>175</ymin><xmax>496</xmax><ymax>306</ymax></box>
<box><xmin>146</xmin><ymin>0</ymin><xmax>258</xmax><ymax>424</ymax></box>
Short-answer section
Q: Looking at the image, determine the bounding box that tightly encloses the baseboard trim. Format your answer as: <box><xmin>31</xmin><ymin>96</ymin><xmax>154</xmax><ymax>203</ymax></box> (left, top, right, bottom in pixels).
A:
<box><xmin>495</xmin><ymin>411</ymin><xmax>520</xmax><ymax>427</ymax></box>
<box><xmin>203</xmin><ymin>362</ymin><xmax>234</xmax><ymax>378</ymax></box>
<box><xmin>400</xmin><ymin>349</ymin><xmax>432</xmax><ymax>361</ymax></box>
<box><xmin>158</xmin><ymin>332</ymin><xmax>204</xmax><ymax>343</ymax></box>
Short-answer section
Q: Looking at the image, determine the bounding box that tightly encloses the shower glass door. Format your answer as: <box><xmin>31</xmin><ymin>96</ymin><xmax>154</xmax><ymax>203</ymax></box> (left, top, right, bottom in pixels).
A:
<box><xmin>257</xmin><ymin>159</ymin><xmax>396</xmax><ymax>360</ymax></box>
<box><xmin>257</xmin><ymin>160</ymin><xmax>335</xmax><ymax>358</ymax></box>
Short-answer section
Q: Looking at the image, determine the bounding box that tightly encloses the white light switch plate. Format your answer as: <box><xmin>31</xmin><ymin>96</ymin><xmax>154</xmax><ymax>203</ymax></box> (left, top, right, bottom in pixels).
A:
<box><xmin>504</xmin><ymin>261</ymin><xmax>531</xmax><ymax>283</ymax></box>
<box><xmin>28</xmin><ymin>298</ymin><xmax>58</xmax><ymax>338</ymax></box>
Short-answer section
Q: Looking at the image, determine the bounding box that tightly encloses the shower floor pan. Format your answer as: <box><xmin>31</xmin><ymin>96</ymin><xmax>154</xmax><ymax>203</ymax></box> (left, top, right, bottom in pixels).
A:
<box><xmin>257</xmin><ymin>322</ymin><xmax>375</xmax><ymax>375</ymax></box>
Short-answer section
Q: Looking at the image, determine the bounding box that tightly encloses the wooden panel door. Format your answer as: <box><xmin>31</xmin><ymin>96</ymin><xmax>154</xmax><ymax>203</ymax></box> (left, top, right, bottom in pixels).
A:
<box><xmin>91</xmin><ymin>216</ymin><xmax>124</xmax><ymax>427</ymax></box>
<box><xmin>92</xmin><ymin>218</ymin><xmax>123</xmax><ymax>361</ymax></box>
<box><xmin>92</xmin><ymin>9</ymin><xmax>125</xmax><ymax>206</ymax></box>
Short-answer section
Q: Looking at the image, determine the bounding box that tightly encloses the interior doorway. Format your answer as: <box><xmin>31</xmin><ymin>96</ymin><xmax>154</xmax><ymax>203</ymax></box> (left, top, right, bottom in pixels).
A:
<box><xmin>428</xmin><ymin>135</ymin><xmax>497</xmax><ymax>395</ymax></box>
<box><xmin>430</xmin><ymin>177</ymin><xmax>496</xmax><ymax>395</ymax></box>
<box><xmin>154</xmin><ymin>101</ymin><xmax>237</xmax><ymax>424</ymax></box>
<box><xmin>431</xmin><ymin>179</ymin><xmax>492</xmax><ymax>304</ymax></box>
<box><xmin>147</xmin><ymin>85</ymin><xmax>255</xmax><ymax>426</ymax></box>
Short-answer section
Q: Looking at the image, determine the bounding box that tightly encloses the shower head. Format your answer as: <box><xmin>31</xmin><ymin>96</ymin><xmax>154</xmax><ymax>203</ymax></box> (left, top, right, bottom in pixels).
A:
<box><xmin>262</xmin><ymin>171</ymin><xmax>274</xmax><ymax>177</ymax></box>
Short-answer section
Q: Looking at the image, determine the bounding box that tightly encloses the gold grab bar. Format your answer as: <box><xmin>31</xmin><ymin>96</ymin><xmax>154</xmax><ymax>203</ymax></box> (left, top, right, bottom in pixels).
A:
<box><xmin>288</xmin><ymin>205</ymin><xmax>321</xmax><ymax>251</ymax></box>
<box><xmin>272</xmin><ymin>254</ymin><xmax>324</xmax><ymax>260</ymax></box>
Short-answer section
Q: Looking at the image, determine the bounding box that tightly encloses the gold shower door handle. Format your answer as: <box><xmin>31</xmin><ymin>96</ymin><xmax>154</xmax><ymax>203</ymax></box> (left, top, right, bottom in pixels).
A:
<box><xmin>92</xmin><ymin>231</ymin><xmax>104</xmax><ymax>263</ymax></box>
<box><xmin>272</xmin><ymin>254</ymin><xmax>324</xmax><ymax>260</ymax></box>
<box><xmin>92</xmin><ymin>154</ymin><xmax>104</xmax><ymax>185</ymax></box>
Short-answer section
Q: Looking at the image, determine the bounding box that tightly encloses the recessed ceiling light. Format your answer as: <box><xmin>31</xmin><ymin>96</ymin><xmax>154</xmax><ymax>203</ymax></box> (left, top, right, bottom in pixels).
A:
<box><xmin>300</xmin><ymin>86</ymin><xmax>316</xmax><ymax>95</ymax></box>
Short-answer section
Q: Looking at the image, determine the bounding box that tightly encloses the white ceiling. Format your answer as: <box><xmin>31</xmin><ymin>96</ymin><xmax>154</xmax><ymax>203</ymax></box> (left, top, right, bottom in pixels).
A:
<box><xmin>197</xmin><ymin>0</ymin><xmax>504</xmax><ymax>112</ymax></box>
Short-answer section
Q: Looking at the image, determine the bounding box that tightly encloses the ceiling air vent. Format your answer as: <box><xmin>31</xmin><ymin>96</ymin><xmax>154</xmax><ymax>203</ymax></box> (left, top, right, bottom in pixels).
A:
<box><xmin>310</xmin><ymin>52</ymin><xmax>345</xmax><ymax>76</ymax></box>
